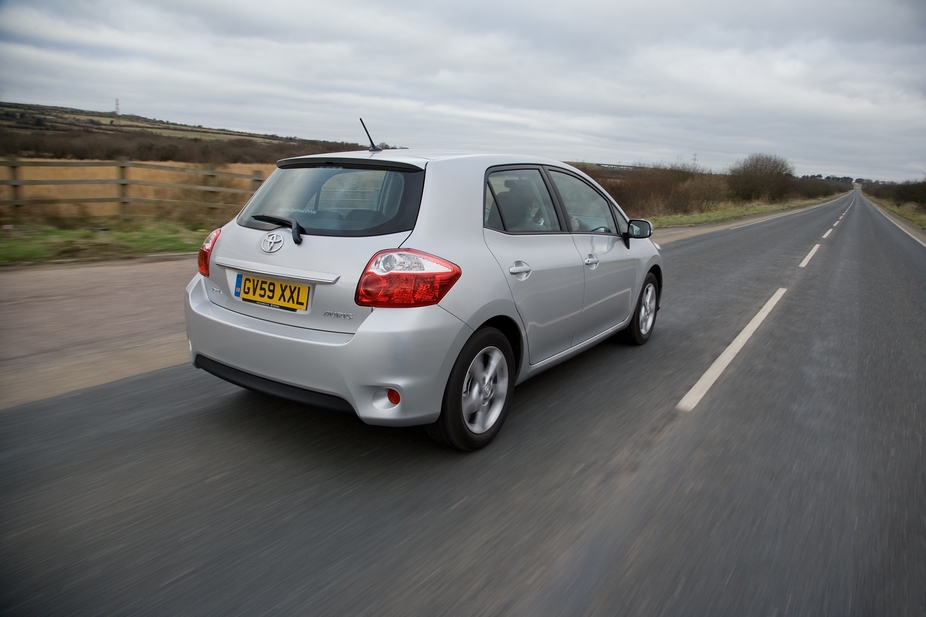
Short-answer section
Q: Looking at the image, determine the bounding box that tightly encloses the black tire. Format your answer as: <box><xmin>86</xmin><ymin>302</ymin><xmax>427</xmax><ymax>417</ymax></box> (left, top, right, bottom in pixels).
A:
<box><xmin>426</xmin><ymin>327</ymin><xmax>516</xmax><ymax>451</ymax></box>
<box><xmin>622</xmin><ymin>272</ymin><xmax>659</xmax><ymax>345</ymax></box>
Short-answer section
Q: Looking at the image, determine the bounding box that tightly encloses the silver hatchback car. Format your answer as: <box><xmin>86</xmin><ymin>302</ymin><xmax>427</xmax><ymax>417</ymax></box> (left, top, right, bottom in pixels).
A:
<box><xmin>185</xmin><ymin>150</ymin><xmax>663</xmax><ymax>450</ymax></box>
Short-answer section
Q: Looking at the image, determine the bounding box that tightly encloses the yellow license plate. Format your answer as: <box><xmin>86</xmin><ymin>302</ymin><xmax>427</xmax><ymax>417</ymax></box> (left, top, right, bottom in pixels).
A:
<box><xmin>234</xmin><ymin>273</ymin><xmax>310</xmax><ymax>311</ymax></box>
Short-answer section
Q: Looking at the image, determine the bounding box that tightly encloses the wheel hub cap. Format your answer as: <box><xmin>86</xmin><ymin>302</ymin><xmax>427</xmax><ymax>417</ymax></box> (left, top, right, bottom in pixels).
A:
<box><xmin>461</xmin><ymin>346</ymin><xmax>509</xmax><ymax>435</ymax></box>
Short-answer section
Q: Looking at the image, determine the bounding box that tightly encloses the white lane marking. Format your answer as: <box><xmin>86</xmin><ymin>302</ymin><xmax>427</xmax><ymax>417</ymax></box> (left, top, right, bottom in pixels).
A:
<box><xmin>867</xmin><ymin>200</ymin><xmax>926</xmax><ymax>249</ymax></box>
<box><xmin>823</xmin><ymin>229</ymin><xmax>832</xmax><ymax>238</ymax></box>
<box><xmin>799</xmin><ymin>244</ymin><xmax>820</xmax><ymax>268</ymax></box>
<box><xmin>676</xmin><ymin>288</ymin><xmax>788</xmax><ymax>412</ymax></box>
<box><xmin>730</xmin><ymin>220</ymin><xmax>776</xmax><ymax>230</ymax></box>
<box><xmin>727</xmin><ymin>198</ymin><xmax>844</xmax><ymax>230</ymax></box>
<box><xmin>833</xmin><ymin>220</ymin><xmax>840</xmax><ymax>226</ymax></box>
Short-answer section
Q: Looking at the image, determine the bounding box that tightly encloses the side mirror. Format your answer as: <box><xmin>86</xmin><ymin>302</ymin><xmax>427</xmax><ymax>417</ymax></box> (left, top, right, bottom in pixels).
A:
<box><xmin>627</xmin><ymin>219</ymin><xmax>653</xmax><ymax>238</ymax></box>
<box><xmin>623</xmin><ymin>219</ymin><xmax>653</xmax><ymax>247</ymax></box>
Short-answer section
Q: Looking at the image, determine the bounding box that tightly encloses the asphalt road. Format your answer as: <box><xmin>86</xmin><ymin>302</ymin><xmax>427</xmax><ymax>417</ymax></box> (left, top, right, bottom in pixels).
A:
<box><xmin>2</xmin><ymin>190</ymin><xmax>924</xmax><ymax>615</ymax></box>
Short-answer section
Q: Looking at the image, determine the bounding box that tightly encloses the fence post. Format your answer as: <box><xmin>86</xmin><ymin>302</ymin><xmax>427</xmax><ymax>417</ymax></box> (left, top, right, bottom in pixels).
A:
<box><xmin>8</xmin><ymin>155</ymin><xmax>20</xmax><ymax>223</ymax></box>
<box><xmin>117</xmin><ymin>157</ymin><xmax>129</xmax><ymax>219</ymax></box>
<box><xmin>251</xmin><ymin>170</ymin><xmax>263</xmax><ymax>193</ymax></box>
<box><xmin>203</xmin><ymin>166</ymin><xmax>217</xmax><ymax>203</ymax></box>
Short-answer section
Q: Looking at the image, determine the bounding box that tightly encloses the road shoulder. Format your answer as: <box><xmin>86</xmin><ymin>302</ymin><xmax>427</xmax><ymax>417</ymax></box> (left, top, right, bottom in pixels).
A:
<box><xmin>1</xmin><ymin>257</ymin><xmax>196</xmax><ymax>409</ymax></box>
<box><xmin>863</xmin><ymin>196</ymin><xmax>926</xmax><ymax>247</ymax></box>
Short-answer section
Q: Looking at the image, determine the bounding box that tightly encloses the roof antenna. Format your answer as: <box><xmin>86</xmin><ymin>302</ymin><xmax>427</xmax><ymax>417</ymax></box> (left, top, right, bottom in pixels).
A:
<box><xmin>360</xmin><ymin>118</ymin><xmax>382</xmax><ymax>152</ymax></box>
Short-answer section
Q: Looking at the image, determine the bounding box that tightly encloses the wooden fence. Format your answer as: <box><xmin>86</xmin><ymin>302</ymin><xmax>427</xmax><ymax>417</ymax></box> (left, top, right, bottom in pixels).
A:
<box><xmin>0</xmin><ymin>157</ymin><xmax>264</xmax><ymax>220</ymax></box>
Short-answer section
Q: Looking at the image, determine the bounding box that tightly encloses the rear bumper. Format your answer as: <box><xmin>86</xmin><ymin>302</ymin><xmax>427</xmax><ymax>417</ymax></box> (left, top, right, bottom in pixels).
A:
<box><xmin>185</xmin><ymin>275</ymin><xmax>472</xmax><ymax>426</ymax></box>
<box><xmin>193</xmin><ymin>354</ymin><xmax>355</xmax><ymax>414</ymax></box>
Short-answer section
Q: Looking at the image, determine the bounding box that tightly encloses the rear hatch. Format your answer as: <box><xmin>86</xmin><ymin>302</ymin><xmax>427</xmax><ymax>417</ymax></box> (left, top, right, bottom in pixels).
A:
<box><xmin>203</xmin><ymin>158</ymin><xmax>426</xmax><ymax>334</ymax></box>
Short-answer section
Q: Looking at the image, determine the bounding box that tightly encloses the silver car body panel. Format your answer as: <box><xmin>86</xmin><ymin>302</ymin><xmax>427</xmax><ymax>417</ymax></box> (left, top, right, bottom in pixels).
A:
<box><xmin>203</xmin><ymin>225</ymin><xmax>412</xmax><ymax>334</ymax></box>
<box><xmin>571</xmin><ymin>233</ymin><xmax>636</xmax><ymax>346</ymax></box>
<box><xmin>186</xmin><ymin>274</ymin><xmax>472</xmax><ymax>425</ymax></box>
<box><xmin>482</xmin><ymin>231</ymin><xmax>585</xmax><ymax>364</ymax></box>
<box><xmin>186</xmin><ymin>150</ymin><xmax>663</xmax><ymax>424</ymax></box>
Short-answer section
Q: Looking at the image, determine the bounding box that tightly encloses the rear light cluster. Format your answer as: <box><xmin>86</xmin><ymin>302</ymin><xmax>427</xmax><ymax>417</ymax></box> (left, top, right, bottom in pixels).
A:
<box><xmin>198</xmin><ymin>228</ymin><xmax>221</xmax><ymax>276</ymax></box>
<box><xmin>355</xmin><ymin>249</ymin><xmax>462</xmax><ymax>308</ymax></box>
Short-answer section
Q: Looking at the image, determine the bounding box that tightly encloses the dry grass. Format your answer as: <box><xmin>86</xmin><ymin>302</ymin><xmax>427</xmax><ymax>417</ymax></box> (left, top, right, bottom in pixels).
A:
<box><xmin>576</xmin><ymin>163</ymin><xmax>849</xmax><ymax>222</ymax></box>
<box><xmin>863</xmin><ymin>195</ymin><xmax>926</xmax><ymax>229</ymax></box>
<box><xmin>1</xmin><ymin>159</ymin><xmax>277</xmax><ymax>225</ymax></box>
<box><xmin>648</xmin><ymin>194</ymin><xmax>846</xmax><ymax>228</ymax></box>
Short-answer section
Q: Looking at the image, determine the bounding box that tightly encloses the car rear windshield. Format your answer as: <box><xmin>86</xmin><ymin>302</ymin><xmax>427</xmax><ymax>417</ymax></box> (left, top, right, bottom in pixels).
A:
<box><xmin>238</xmin><ymin>165</ymin><xmax>425</xmax><ymax>237</ymax></box>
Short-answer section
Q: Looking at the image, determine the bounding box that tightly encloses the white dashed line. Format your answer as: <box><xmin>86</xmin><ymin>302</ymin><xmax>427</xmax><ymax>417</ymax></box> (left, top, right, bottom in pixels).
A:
<box><xmin>823</xmin><ymin>229</ymin><xmax>832</xmax><ymax>238</ymax></box>
<box><xmin>799</xmin><ymin>244</ymin><xmax>820</xmax><ymax>268</ymax></box>
<box><xmin>833</xmin><ymin>221</ymin><xmax>840</xmax><ymax>226</ymax></box>
<box><xmin>677</xmin><ymin>288</ymin><xmax>788</xmax><ymax>412</ymax></box>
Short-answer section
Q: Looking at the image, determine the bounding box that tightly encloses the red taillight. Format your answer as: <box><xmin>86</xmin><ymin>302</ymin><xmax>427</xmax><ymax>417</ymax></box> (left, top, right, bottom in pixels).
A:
<box><xmin>355</xmin><ymin>249</ymin><xmax>462</xmax><ymax>308</ymax></box>
<box><xmin>198</xmin><ymin>228</ymin><xmax>221</xmax><ymax>277</ymax></box>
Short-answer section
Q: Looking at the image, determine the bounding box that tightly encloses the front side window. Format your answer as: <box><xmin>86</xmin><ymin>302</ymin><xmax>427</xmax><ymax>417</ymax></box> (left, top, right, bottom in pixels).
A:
<box><xmin>486</xmin><ymin>169</ymin><xmax>561</xmax><ymax>233</ymax></box>
<box><xmin>548</xmin><ymin>170</ymin><xmax>617</xmax><ymax>234</ymax></box>
<box><xmin>238</xmin><ymin>166</ymin><xmax>424</xmax><ymax>237</ymax></box>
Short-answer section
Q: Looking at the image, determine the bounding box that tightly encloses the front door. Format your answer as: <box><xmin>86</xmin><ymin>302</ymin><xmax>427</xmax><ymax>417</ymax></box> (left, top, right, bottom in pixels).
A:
<box><xmin>547</xmin><ymin>169</ymin><xmax>637</xmax><ymax>345</ymax></box>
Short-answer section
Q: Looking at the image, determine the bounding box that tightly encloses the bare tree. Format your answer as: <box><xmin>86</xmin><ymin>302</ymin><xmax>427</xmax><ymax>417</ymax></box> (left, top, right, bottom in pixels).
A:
<box><xmin>727</xmin><ymin>153</ymin><xmax>794</xmax><ymax>202</ymax></box>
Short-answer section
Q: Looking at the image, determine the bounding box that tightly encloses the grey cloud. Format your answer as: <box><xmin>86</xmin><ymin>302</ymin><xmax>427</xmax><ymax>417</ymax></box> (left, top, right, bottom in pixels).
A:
<box><xmin>0</xmin><ymin>0</ymin><xmax>923</xmax><ymax>180</ymax></box>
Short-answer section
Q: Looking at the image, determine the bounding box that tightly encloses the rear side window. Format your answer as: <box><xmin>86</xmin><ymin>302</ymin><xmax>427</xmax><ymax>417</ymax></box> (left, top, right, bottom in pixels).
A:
<box><xmin>238</xmin><ymin>166</ymin><xmax>425</xmax><ymax>237</ymax></box>
<box><xmin>485</xmin><ymin>169</ymin><xmax>561</xmax><ymax>233</ymax></box>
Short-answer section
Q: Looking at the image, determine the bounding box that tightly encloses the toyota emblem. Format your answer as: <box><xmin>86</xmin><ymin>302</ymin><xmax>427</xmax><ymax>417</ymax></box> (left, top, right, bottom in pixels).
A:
<box><xmin>261</xmin><ymin>233</ymin><xmax>284</xmax><ymax>253</ymax></box>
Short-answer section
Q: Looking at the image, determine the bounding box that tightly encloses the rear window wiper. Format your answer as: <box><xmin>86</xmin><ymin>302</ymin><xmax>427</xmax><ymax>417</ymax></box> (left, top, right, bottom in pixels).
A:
<box><xmin>252</xmin><ymin>215</ymin><xmax>305</xmax><ymax>245</ymax></box>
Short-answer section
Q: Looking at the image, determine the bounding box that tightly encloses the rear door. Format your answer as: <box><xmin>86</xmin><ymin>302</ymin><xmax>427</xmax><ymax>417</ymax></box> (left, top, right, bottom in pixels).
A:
<box><xmin>482</xmin><ymin>167</ymin><xmax>585</xmax><ymax>364</ymax></box>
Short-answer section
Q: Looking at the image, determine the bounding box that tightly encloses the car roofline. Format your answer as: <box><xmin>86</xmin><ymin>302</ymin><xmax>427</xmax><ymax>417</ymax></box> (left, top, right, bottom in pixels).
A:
<box><xmin>277</xmin><ymin>150</ymin><xmax>572</xmax><ymax>171</ymax></box>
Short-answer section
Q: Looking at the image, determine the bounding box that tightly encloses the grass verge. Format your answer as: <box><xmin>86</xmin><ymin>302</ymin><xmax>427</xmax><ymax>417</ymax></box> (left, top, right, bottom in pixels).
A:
<box><xmin>0</xmin><ymin>220</ymin><xmax>209</xmax><ymax>265</ymax></box>
<box><xmin>862</xmin><ymin>195</ymin><xmax>926</xmax><ymax>229</ymax></box>
<box><xmin>648</xmin><ymin>194</ymin><xmax>846</xmax><ymax>228</ymax></box>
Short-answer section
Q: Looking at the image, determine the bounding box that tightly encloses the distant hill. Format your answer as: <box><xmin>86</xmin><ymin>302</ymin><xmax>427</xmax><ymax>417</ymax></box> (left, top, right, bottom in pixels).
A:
<box><xmin>0</xmin><ymin>101</ymin><xmax>371</xmax><ymax>164</ymax></box>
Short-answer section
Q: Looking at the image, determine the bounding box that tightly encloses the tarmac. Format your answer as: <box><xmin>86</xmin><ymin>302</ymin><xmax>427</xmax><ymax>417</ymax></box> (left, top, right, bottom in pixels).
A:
<box><xmin>2</xmin><ymin>198</ymin><xmax>922</xmax><ymax>409</ymax></box>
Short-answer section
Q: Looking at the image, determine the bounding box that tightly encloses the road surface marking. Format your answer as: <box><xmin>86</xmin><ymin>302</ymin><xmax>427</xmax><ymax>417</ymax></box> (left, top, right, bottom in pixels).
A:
<box><xmin>833</xmin><ymin>220</ymin><xmax>840</xmax><ymax>226</ymax></box>
<box><xmin>677</xmin><ymin>288</ymin><xmax>788</xmax><ymax>412</ymax></box>
<box><xmin>799</xmin><ymin>244</ymin><xmax>820</xmax><ymax>268</ymax></box>
<box><xmin>727</xmin><ymin>199</ymin><xmax>839</xmax><ymax>230</ymax></box>
<box><xmin>868</xmin><ymin>201</ymin><xmax>926</xmax><ymax>249</ymax></box>
<box><xmin>823</xmin><ymin>229</ymin><xmax>832</xmax><ymax>238</ymax></box>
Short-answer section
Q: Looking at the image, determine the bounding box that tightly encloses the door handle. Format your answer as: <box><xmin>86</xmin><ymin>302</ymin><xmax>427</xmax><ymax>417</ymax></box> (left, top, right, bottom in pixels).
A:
<box><xmin>584</xmin><ymin>256</ymin><xmax>600</xmax><ymax>267</ymax></box>
<box><xmin>508</xmin><ymin>261</ymin><xmax>531</xmax><ymax>280</ymax></box>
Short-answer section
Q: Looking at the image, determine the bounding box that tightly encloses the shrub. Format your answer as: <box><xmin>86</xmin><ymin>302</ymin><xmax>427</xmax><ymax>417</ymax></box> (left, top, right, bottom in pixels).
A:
<box><xmin>727</xmin><ymin>153</ymin><xmax>794</xmax><ymax>202</ymax></box>
<box><xmin>865</xmin><ymin>179</ymin><xmax>926</xmax><ymax>207</ymax></box>
<box><xmin>894</xmin><ymin>180</ymin><xmax>926</xmax><ymax>206</ymax></box>
<box><xmin>578</xmin><ymin>163</ymin><xmax>729</xmax><ymax>218</ymax></box>
<box><xmin>675</xmin><ymin>173</ymin><xmax>730</xmax><ymax>212</ymax></box>
<box><xmin>789</xmin><ymin>176</ymin><xmax>839</xmax><ymax>199</ymax></box>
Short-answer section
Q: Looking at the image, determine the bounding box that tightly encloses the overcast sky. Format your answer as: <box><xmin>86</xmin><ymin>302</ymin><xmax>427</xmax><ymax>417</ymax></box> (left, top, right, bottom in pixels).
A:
<box><xmin>1</xmin><ymin>0</ymin><xmax>924</xmax><ymax>180</ymax></box>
